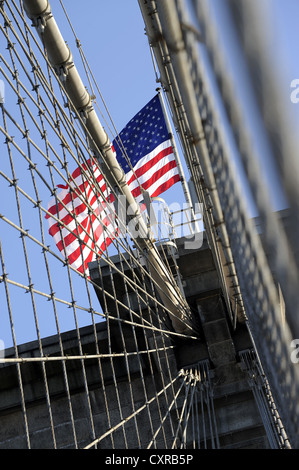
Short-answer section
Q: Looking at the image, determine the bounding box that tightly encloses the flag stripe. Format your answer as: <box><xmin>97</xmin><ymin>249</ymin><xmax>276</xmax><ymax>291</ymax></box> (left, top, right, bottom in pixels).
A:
<box><xmin>130</xmin><ymin>160</ymin><xmax>178</xmax><ymax>199</ymax></box>
<box><xmin>126</xmin><ymin>141</ymin><xmax>173</xmax><ymax>186</ymax></box>
<box><xmin>46</xmin><ymin>173</ymin><xmax>106</xmax><ymax>219</ymax></box>
<box><xmin>151</xmin><ymin>173</ymin><xmax>181</xmax><ymax>198</ymax></box>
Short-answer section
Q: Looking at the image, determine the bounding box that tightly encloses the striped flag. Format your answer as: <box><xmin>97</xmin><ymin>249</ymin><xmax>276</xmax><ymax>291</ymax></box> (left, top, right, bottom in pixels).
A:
<box><xmin>46</xmin><ymin>94</ymin><xmax>180</xmax><ymax>276</ymax></box>
<box><xmin>45</xmin><ymin>158</ymin><xmax>117</xmax><ymax>275</ymax></box>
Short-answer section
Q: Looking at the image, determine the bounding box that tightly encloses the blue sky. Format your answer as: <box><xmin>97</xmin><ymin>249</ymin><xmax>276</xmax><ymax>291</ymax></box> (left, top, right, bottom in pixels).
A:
<box><xmin>51</xmin><ymin>1</ymin><xmax>159</xmax><ymax>137</ymax></box>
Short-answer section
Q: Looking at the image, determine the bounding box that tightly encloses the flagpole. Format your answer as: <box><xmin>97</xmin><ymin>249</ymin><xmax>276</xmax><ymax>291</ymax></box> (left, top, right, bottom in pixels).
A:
<box><xmin>156</xmin><ymin>88</ymin><xmax>199</xmax><ymax>234</ymax></box>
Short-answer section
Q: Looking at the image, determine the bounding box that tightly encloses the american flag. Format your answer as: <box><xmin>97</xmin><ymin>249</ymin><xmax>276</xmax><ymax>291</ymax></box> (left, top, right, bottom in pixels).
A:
<box><xmin>112</xmin><ymin>94</ymin><xmax>180</xmax><ymax>202</ymax></box>
<box><xmin>46</xmin><ymin>94</ymin><xmax>180</xmax><ymax>276</ymax></box>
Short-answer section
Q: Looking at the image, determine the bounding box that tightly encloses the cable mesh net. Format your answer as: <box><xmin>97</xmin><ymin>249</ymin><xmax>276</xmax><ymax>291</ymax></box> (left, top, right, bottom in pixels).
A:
<box><xmin>0</xmin><ymin>0</ymin><xmax>201</xmax><ymax>449</ymax></box>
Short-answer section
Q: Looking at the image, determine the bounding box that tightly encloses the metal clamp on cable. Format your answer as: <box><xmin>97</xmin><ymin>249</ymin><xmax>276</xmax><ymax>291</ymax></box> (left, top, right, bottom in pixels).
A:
<box><xmin>54</xmin><ymin>46</ymin><xmax>73</xmax><ymax>83</ymax></box>
<box><xmin>32</xmin><ymin>16</ymin><xmax>46</xmax><ymax>34</ymax></box>
<box><xmin>24</xmin><ymin>0</ymin><xmax>52</xmax><ymax>33</ymax></box>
